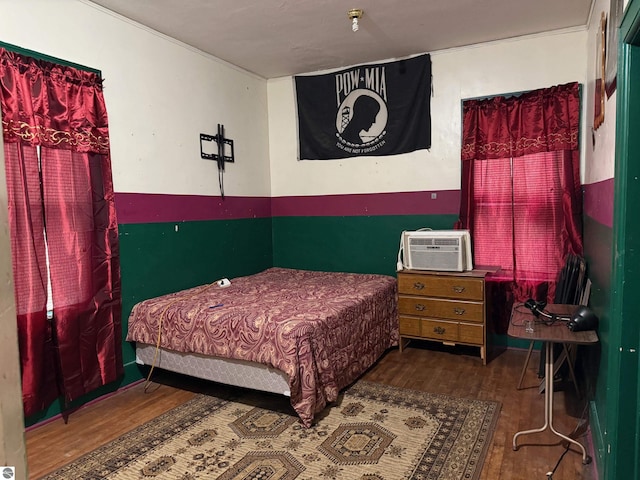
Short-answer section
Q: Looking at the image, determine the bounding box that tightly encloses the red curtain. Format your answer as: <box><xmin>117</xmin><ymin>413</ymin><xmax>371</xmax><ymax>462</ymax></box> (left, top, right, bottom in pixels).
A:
<box><xmin>1</xmin><ymin>48</ymin><xmax>122</xmax><ymax>416</ymax></box>
<box><xmin>4</xmin><ymin>143</ymin><xmax>59</xmax><ymax>415</ymax></box>
<box><xmin>457</xmin><ymin>82</ymin><xmax>583</xmax><ymax>333</ymax></box>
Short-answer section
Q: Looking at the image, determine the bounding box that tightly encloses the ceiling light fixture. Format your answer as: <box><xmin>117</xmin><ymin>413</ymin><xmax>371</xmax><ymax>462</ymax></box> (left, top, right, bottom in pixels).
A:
<box><xmin>348</xmin><ymin>9</ymin><xmax>363</xmax><ymax>32</ymax></box>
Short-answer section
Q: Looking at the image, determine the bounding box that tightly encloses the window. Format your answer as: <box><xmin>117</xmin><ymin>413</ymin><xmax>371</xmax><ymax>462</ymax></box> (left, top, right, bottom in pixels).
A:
<box><xmin>472</xmin><ymin>151</ymin><xmax>567</xmax><ymax>282</ymax></box>
<box><xmin>457</xmin><ymin>83</ymin><xmax>583</xmax><ymax>330</ymax></box>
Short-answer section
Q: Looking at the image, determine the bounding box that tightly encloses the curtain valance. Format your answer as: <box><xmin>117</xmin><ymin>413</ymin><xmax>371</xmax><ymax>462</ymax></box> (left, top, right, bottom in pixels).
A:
<box><xmin>0</xmin><ymin>48</ymin><xmax>109</xmax><ymax>154</ymax></box>
<box><xmin>461</xmin><ymin>82</ymin><xmax>580</xmax><ymax>161</ymax></box>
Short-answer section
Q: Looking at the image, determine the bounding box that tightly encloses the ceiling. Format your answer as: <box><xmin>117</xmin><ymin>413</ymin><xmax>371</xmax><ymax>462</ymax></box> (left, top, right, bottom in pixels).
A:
<box><xmin>88</xmin><ymin>0</ymin><xmax>594</xmax><ymax>79</ymax></box>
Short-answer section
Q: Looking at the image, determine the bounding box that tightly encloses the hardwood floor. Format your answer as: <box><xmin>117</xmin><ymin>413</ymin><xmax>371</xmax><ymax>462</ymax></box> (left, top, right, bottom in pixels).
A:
<box><xmin>26</xmin><ymin>343</ymin><xmax>598</xmax><ymax>480</ymax></box>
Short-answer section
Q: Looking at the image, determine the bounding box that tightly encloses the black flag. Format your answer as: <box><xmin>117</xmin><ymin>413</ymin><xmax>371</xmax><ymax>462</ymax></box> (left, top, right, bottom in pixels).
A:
<box><xmin>295</xmin><ymin>54</ymin><xmax>431</xmax><ymax>160</ymax></box>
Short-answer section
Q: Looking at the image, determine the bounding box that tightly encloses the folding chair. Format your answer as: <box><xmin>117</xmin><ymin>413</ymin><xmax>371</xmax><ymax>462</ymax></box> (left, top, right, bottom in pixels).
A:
<box><xmin>517</xmin><ymin>254</ymin><xmax>587</xmax><ymax>393</ymax></box>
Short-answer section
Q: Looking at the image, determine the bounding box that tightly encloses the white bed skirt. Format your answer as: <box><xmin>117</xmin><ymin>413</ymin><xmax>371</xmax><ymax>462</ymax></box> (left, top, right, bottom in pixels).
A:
<box><xmin>135</xmin><ymin>343</ymin><xmax>291</xmax><ymax>396</ymax></box>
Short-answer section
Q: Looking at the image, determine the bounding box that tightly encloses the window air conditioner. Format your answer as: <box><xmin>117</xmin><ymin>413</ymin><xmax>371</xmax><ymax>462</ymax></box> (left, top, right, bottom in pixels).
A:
<box><xmin>398</xmin><ymin>230</ymin><xmax>473</xmax><ymax>272</ymax></box>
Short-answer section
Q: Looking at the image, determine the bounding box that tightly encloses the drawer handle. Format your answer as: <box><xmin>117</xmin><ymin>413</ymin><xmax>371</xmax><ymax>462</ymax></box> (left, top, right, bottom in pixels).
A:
<box><xmin>452</xmin><ymin>285</ymin><xmax>466</xmax><ymax>293</ymax></box>
<box><xmin>413</xmin><ymin>282</ymin><xmax>425</xmax><ymax>290</ymax></box>
<box><xmin>454</xmin><ymin>307</ymin><xmax>466</xmax><ymax>315</ymax></box>
<box><xmin>415</xmin><ymin>303</ymin><xmax>426</xmax><ymax>311</ymax></box>
<box><xmin>433</xmin><ymin>326</ymin><xmax>446</xmax><ymax>335</ymax></box>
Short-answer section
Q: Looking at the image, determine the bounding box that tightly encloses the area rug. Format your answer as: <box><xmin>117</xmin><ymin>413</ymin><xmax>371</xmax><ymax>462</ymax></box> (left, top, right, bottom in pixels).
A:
<box><xmin>40</xmin><ymin>381</ymin><xmax>500</xmax><ymax>480</ymax></box>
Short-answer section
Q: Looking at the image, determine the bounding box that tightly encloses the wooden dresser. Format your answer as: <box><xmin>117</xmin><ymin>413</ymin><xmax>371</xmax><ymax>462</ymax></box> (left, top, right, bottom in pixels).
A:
<box><xmin>397</xmin><ymin>268</ymin><xmax>493</xmax><ymax>364</ymax></box>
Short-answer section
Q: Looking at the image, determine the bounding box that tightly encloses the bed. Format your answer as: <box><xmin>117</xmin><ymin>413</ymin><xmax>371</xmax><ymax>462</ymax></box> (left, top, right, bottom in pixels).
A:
<box><xmin>126</xmin><ymin>267</ymin><xmax>398</xmax><ymax>427</ymax></box>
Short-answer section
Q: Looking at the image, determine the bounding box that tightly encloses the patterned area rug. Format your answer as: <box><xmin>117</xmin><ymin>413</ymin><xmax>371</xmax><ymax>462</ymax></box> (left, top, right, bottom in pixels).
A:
<box><xmin>41</xmin><ymin>381</ymin><xmax>500</xmax><ymax>480</ymax></box>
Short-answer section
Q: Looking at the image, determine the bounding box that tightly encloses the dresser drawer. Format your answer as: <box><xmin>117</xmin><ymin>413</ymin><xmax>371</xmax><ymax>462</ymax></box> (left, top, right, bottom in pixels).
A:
<box><xmin>420</xmin><ymin>319</ymin><xmax>459</xmax><ymax>342</ymax></box>
<box><xmin>398</xmin><ymin>296</ymin><xmax>484</xmax><ymax>322</ymax></box>
<box><xmin>397</xmin><ymin>273</ymin><xmax>483</xmax><ymax>300</ymax></box>
<box><xmin>400</xmin><ymin>317</ymin><xmax>483</xmax><ymax>345</ymax></box>
<box><xmin>458</xmin><ymin>322</ymin><xmax>483</xmax><ymax>345</ymax></box>
<box><xmin>399</xmin><ymin>316</ymin><xmax>421</xmax><ymax>336</ymax></box>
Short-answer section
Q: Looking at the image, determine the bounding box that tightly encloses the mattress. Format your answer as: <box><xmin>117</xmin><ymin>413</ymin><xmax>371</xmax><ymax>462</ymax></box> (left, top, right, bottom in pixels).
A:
<box><xmin>135</xmin><ymin>343</ymin><xmax>291</xmax><ymax>395</ymax></box>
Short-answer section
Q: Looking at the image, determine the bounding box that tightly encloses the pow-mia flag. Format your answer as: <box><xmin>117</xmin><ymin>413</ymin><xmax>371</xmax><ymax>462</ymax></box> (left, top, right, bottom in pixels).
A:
<box><xmin>295</xmin><ymin>54</ymin><xmax>431</xmax><ymax>160</ymax></box>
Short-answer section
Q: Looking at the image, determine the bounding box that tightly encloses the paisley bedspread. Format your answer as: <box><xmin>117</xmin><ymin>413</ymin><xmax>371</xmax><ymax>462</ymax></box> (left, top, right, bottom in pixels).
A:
<box><xmin>126</xmin><ymin>267</ymin><xmax>398</xmax><ymax>426</ymax></box>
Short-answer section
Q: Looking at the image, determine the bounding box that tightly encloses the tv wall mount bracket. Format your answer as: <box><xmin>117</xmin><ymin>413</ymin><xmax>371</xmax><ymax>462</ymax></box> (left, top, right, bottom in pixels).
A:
<box><xmin>200</xmin><ymin>123</ymin><xmax>234</xmax><ymax>198</ymax></box>
<box><xmin>200</xmin><ymin>123</ymin><xmax>235</xmax><ymax>169</ymax></box>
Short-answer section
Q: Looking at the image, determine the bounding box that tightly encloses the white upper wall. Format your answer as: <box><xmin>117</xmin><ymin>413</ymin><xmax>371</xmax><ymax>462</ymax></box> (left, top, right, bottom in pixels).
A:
<box><xmin>268</xmin><ymin>30</ymin><xmax>588</xmax><ymax>197</ymax></box>
<box><xmin>584</xmin><ymin>0</ymin><xmax>619</xmax><ymax>185</ymax></box>
<box><xmin>0</xmin><ymin>1</ymin><xmax>594</xmax><ymax>200</ymax></box>
<box><xmin>0</xmin><ymin>0</ymin><xmax>271</xmax><ymax>197</ymax></box>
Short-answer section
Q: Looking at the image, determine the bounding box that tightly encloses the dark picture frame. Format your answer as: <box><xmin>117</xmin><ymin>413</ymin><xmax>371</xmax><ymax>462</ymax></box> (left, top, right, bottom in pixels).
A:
<box><xmin>605</xmin><ymin>0</ymin><xmax>623</xmax><ymax>98</ymax></box>
<box><xmin>594</xmin><ymin>12</ymin><xmax>606</xmax><ymax>130</ymax></box>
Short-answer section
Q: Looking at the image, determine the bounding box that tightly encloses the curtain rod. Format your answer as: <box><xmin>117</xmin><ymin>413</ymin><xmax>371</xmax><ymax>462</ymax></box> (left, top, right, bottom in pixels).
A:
<box><xmin>0</xmin><ymin>40</ymin><xmax>101</xmax><ymax>77</ymax></box>
<box><xmin>462</xmin><ymin>83</ymin><xmax>583</xmax><ymax>103</ymax></box>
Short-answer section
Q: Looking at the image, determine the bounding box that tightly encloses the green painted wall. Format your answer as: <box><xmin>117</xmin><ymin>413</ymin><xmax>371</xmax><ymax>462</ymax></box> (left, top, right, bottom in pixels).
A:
<box><xmin>119</xmin><ymin>218</ymin><xmax>273</xmax><ymax>364</ymax></box>
<box><xmin>272</xmin><ymin>214</ymin><xmax>458</xmax><ymax>276</ymax></box>
<box><xmin>583</xmin><ymin>214</ymin><xmax>612</xmax><ymax>469</ymax></box>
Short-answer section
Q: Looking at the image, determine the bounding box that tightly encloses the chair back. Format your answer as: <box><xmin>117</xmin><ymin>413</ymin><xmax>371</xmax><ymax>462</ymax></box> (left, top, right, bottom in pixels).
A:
<box><xmin>554</xmin><ymin>254</ymin><xmax>587</xmax><ymax>305</ymax></box>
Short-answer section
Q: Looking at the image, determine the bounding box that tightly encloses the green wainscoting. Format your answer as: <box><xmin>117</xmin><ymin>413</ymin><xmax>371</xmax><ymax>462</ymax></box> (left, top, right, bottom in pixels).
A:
<box><xmin>272</xmin><ymin>214</ymin><xmax>458</xmax><ymax>276</ymax></box>
<box><xmin>119</xmin><ymin>218</ymin><xmax>273</xmax><ymax>365</ymax></box>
